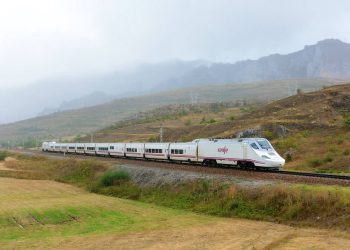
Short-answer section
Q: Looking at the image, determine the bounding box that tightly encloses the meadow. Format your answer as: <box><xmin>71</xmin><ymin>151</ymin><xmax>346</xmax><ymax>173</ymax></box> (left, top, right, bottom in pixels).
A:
<box><xmin>1</xmin><ymin>154</ymin><xmax>350</xmax><ymax>249</ymax></box>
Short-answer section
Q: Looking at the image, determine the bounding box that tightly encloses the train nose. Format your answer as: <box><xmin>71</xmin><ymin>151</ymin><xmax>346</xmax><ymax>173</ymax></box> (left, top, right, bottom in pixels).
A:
<box><xmin>266</xmin><ymin>157</ymin><xmax>285</xmax><ymax>168</ymax></box>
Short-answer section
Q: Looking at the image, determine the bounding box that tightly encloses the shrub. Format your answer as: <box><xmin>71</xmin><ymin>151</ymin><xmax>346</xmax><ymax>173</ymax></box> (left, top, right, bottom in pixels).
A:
<box><xmin>208</xmin><ymin>118</ymin><xmax>216</xmax><ymax>124</ymax></box>
<box><xmin>285</xmin><ymin>154</ymin><xmax>293</xmax><ymax>162</ymax></box>
<box><xmin>229</xmin><ymin>116</ymin><xmax>235</xmax><ymax>121</ymax></box>
<box><xmin>100</xmin><ymin>170</ymin><xmax>130</xmax><ymax>187</ymax></box>
<box><xmin>185</xmin><ymin>119</ymin><xmax>192</xmax><ymax>126</ymax></box>
<box><xmin>343</xmin><ymin>149</ymin><xmax>350</xmax><ymax>156</ymax></box>
<box><xmin>343</xmin><ymin>117</ymin><xmax>350</xmax><ymax>128</ymax></box>
<box><xmin>0</xmin><ymin>151</ymin><xmax>7</xmax><ymax>161</ymax></box>
<box><xmin>262</xmin><ymin>130</ymin><xmax>273</xmax><ymax>140</ymax></box>
<box><xmin>275</xmin><ymin>137</ymin><xmax>297</xmax><ymax>151</ymax></box>
<box><xmin>323</xmin><ymin>154</ymin><xmax>333</xmax><ymax>163</ymax></box>
<box><xmin>308</xmin><ymin>158</ymin><xmax>322</xmax><ymax>167</ymax></box>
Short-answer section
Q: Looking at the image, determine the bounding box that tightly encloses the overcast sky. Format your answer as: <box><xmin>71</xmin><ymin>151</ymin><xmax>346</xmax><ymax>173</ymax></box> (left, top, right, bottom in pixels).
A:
<box><xmin>1</xmin><ymin>0</ymin><xmax>350</xmax><ymax>88</ymax></box>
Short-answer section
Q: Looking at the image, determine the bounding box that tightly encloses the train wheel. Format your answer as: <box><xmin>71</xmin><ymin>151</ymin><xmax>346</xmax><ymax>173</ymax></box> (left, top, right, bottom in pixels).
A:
<box><xmin>237</xmin><ymin>161</ymin><xmax>246</xmax><ymax>169</ymax></box>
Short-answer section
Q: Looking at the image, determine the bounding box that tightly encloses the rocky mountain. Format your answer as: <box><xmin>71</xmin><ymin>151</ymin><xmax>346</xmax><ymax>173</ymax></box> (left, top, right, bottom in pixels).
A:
<box><xmin>160</xmin><ymin>39</ymin><xmax>350</xmax><ymax>89</ymax></box>
<box><xmin>38</xmin><ymin>91</ymin><xmax>117</xmax><ymax>116</ymax></box>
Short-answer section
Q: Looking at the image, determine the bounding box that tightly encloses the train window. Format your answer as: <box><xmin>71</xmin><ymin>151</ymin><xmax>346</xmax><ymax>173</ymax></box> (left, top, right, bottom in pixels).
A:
<box><xmin>179</xmin><ymin>149</ymin><xmax>183</xmax><ymax>154</ymax></box>
<box><xmin>175</xmin><ymin>149</ymin><xmax>179</xmax><ymax>154</ymax></box>
<box><xmin>134</xmin><ymin>148</ymin><xmax>137</xmax><ymax>152</ymax></box>
<box><xmin>171</xmin><ymin>149</ymin><xmax>174</xmax><ymax>154</ymax></box>
<box><xmin>256</xmin><ymin>139</ymin><xmax>271</xmax><ymax>150</ymax></box>
<box><xmin>159</xmin><ymin>149</ymin><xmax>162</xmax><ymax>153</ymax></box>
<box><xmin>110</xmin><ymin>146</ymin><xmax>114</xmax><ymax>150</ymax></box>
<box><xmin>250</xmin><ymin>143</ymin><xmax>259</xmax><ymax>150</ymax></box>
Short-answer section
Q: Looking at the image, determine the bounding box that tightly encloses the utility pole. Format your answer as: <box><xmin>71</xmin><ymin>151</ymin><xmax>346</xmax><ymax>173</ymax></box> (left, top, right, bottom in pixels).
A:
<box><xmin>160</xmin><ymin>127</ymin><xmax>163</xmax><ymax>143</ymax></box>
<box><xmin>90</xmin><ymin>133</ymin><xmax>94</xmax><ymax>143</ymax></box>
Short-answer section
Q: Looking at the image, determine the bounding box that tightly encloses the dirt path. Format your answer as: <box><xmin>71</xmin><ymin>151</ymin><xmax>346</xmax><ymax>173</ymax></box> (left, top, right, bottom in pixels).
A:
<box><xmin>48</xmin><ymin>219</ymin><xmax>350</xmax><ymax>250</ymax></box>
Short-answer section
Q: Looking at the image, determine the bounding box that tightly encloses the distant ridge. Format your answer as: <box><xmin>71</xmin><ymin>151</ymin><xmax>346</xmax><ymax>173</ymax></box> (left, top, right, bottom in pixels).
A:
<box><xmin>159</xmin><ymin>39</ymin><xmax>350</xmax><ymax>89</ymax></box>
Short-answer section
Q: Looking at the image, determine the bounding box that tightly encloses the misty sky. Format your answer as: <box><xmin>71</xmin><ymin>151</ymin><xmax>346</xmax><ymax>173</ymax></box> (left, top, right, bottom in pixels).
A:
<box><xmin>1</xmin><ymin>0</ymin><xmax>350</xmax><ymax>88</ymax></box>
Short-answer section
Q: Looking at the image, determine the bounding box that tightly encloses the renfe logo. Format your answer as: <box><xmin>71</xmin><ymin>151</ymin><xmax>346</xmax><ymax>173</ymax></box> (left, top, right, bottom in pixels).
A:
<box><xmin>218</xmin><ymin>146</ymin><xmax>228</xmax><ymax>154</ymax></box>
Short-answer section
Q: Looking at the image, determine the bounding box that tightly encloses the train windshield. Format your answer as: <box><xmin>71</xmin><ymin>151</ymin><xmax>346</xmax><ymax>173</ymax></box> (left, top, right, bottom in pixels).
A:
<box><xmin>256</xmin><ymin>139</ymin><xmax>272</xmax><ymax>150</ymax></box>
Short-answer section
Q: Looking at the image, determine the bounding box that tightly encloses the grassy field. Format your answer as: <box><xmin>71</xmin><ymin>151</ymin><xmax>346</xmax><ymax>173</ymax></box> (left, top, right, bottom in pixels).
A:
<box><xmin>0</xmin><ymin>177</ymin><xmax>215</xmax><ymax>249</ymax></box>
<box><xmin>1</xmin><ymin>154</ymin><xmax>350</xmax><ymax>230</ymax></box>
<box><xmin>1</xmin><ymin>162</ymin><xmax>350</xmax><ymax>249</ymax></box>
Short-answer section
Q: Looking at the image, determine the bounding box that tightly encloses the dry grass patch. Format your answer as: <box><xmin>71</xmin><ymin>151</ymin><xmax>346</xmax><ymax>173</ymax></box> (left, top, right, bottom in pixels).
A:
<box><xmin>1</xmin><ymin>177</ymin><xmax>350</xmax><ymax>250</ymax></box>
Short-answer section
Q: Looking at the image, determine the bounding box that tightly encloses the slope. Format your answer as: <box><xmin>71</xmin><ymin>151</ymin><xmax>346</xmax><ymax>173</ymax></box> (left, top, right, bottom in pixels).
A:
<box><xmin>78</xmin><ymin>83</ymin><xmax>350</xmax><ymax>173</ymax></box>
<box><xmin>1</xmin><ymin>78</ymin><xmax>345</xmax><ymax>145</ymax></box>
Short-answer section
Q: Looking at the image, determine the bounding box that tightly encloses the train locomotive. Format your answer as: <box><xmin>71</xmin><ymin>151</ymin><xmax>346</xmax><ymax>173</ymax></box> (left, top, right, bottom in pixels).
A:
<box><xmin>42</xmin><ymin>138</ymin><xmax>285</xmax><ymax>170</ymax></box>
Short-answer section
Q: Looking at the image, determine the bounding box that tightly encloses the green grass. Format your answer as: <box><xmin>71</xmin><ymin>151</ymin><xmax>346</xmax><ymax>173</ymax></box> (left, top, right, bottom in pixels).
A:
<box><xmin>96</xmin><ymin>178</ymin><xmax>350</xmax><ymax>229</ymax></box>
<box><xmin>99</xmin><ymin>169</ymin><xmax>130</xmax><ymax>187</ymax></box>
<box><xmin>0</xmin><ymin>207</ymin><xmax>134</xmax><ymax>241</ymax></box>
<box><xmin>0</xmin><ymin>175</ymin><xmax>214</xmax><ymax>248</ymax></box>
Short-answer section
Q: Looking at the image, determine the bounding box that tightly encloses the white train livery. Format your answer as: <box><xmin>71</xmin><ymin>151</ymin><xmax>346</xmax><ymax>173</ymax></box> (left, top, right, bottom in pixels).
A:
<box><xmin>42</xmin><ymin>138</ymin><xmax>285</xmax><ymax>169</ymax></box>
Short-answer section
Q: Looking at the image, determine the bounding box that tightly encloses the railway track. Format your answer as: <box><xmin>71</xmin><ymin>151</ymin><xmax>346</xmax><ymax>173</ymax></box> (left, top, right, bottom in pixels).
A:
<box><xmin>9</xmin><ymin>149</ymin><xmax>350</xmax><ymax>186</ymax></box>
<box><xmin>266</xmin><ymin>170</ymin><xmax>350</xmax><ymax>180</ymax></box>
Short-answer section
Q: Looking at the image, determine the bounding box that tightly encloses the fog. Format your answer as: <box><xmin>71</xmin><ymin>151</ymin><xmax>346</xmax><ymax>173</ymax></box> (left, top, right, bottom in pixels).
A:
<box><xmin>1</xmin><ymin>0</ymin><xmax>350</xmax><ymax>123</ymax></box>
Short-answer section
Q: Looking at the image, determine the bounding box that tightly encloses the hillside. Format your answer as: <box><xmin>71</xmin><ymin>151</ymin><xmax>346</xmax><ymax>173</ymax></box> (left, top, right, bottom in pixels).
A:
<box><xmin>0</xmin><ymin>78</ymin><xmax>342</xmax><ymax>145</ymax></box>
<box><xmin>3</xmin><ymin>39</ymin><xmax>350</xmax><ymax>124</ymax></box>
<box><xmin>0</xmin><ymin>60</ymin><xmax>206</xmax><ymax>123</ymax></box>
<box><xmin>80</xmin><ymin>83</ymin><xmax>350</xmax><ymax>173</ymax></box>
<box><xmin>160</xmin><ymin>39</ymin><xmax>350</xmax><ymax>90</ymax></box>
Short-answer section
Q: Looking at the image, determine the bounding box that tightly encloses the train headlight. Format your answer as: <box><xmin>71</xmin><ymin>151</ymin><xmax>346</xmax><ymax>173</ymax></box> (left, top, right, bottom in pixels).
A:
<box><xmin>261</xmin><ymin>155</ymin><xmax>271</xmax><ymax>159</ymax></box>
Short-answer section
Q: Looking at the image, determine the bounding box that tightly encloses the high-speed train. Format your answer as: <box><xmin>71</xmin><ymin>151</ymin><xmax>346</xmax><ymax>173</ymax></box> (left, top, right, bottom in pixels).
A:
<box><xmin>42</xmin><ymin>138</ymin><xmax>285</xmax><ymax>170</ymax></box>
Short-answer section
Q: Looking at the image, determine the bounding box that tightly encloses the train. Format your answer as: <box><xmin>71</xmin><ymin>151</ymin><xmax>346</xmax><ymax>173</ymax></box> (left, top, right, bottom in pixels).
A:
<box><xmin>41</xmin><ymin>138</ymin><xmax>285</xmax><ymax>170</ymax></box>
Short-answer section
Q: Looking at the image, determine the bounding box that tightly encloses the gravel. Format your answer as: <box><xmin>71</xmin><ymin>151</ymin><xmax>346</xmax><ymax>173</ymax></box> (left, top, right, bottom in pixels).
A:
<box><xmin>114</xmin><ymin>163</ymin><xmax>273</xmax><ymax>187</ymax></box>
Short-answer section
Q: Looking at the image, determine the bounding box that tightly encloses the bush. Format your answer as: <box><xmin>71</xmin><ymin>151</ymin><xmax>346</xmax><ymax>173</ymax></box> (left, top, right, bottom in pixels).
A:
<box><xmin>285</xmin><ymin>154</ymin><xmax>293</xmax><ymax>162</ymax></box>
<box><xmin>0</xmin><ymin>151</ymin><xmax>7</xmax><ymax>161</ymax></box>
<box><xmin>100</xmin><ymin>170</ymin><xmax>130</xmax><ymax>187</ymax></box>
<box><xmin>323</xmin><ymin>154</ymin><xmax>333</xmax><ymax>163</ymax></box>
<box><xmin>343</xmin><ymin>149</ymin><xmax>350</xmax><ymax>156</ymax></box>
<box><xmin>275</xmin><ymin>137</ymin><xmax>297</xmax><ymax>151</ymax></box>
<box><xmin>262</xmin><ymin>130</ymin><xmax>273</xmax><ymax>140</ymax></box>
<box><xmin>185</xmin><ymin>119</ymin><xmax>192</xmax><ymax>126</ymax></box>
<box><xmin>308</xmin><ymin>158</ymin><xmax>322</xmax><ymax>167</ymax></box>
<box><xmin>343</xmin><ymin>117</ymin><xmax>350</xmax><ymax>128</ymax></box>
